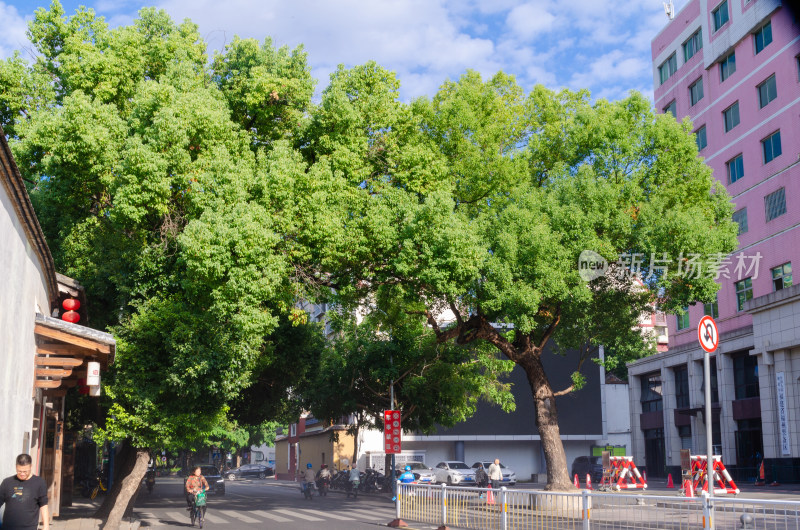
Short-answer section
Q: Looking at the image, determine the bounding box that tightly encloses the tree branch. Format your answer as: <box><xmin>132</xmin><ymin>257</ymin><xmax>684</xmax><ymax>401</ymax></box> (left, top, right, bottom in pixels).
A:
<box><xmin>536</xmin><ymin>305</ymin><xmax>561</xmax><ymax>351</ymax></box>
<box><xmin>552</xmin><ymin>385</ymin><xmax>575</xmax><ymax>397</ymax></box>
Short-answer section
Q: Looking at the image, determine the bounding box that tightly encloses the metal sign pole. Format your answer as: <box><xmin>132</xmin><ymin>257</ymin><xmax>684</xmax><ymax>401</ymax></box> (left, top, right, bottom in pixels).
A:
<box><xmin>704</xmin><ymin>349</ymin><xmax>713</xmax><ymax>500</ymax></box>
<box><xmin>698</xmin><ymin>315</ymin><xmax>718</xmax><ymax>530</ymax></box>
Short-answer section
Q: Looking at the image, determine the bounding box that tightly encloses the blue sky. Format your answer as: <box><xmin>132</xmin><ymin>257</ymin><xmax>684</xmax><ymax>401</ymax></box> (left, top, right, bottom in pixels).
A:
<box><xmin>1</xmin><ymin>0</ymin><xmax>689</xmax><ymax>103</ymax></box>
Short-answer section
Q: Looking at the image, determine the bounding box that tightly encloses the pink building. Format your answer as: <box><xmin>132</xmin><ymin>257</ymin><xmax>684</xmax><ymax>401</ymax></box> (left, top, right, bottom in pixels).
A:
<box><xmin>628</xmin><ymin>1</ymin><xmax>800</xmax><ymax>481</ymax></box>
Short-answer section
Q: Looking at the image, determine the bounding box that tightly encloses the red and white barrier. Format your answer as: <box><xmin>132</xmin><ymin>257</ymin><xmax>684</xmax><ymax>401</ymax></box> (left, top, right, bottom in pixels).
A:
<box><xmin>689</xmin><ymin>455</ymin><xmax>739</xmax><ymax>495</ymax></box>
<box><xmin>607</xmin><ymin>456</ymin><xmax>647</xmax><ymax>490</ymax></box>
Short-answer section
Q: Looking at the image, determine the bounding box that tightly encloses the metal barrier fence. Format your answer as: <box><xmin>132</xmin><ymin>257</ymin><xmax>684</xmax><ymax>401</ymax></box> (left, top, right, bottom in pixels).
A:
<box><xmin>395</xmin><ymin>483</ymin><xmax>800</xmax><ymax>530</ymax></box>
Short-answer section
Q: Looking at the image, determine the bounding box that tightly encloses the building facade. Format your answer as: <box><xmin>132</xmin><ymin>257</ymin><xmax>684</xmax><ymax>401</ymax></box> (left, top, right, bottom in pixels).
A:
<box><xmin>1</xmin><ymin>129</ymin><xmax>115</xmax><ymax>517</ymax></box>
<box><xmin>628</xmin><ymin>0</ymin><xmax>800</xmax><ymax>481</ymax></box>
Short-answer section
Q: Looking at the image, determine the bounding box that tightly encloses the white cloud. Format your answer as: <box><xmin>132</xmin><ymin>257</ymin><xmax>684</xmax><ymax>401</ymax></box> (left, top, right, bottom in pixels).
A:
<box><xmin>0</xmin><ymin>2</ymin><xmax>30</xmax><ymax>60</ymax></box>
<box><xmin>505</xmin><ymin>2</ymin><xmax>557</xmax><ymax>41</ymax></box>
<box><xmin>569</xmin><ymin>50</ymin><xmax>650</xmax><ymax>90</ymax></box>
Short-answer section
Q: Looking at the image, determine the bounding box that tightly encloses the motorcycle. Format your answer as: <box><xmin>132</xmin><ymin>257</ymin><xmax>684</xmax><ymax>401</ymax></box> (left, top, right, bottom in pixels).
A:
<box><xmin>300</xmin><ymin>480</ymin><xmax>316</xmax><ymax>500</ymax></box>
<box><xmin>145</xmin><ymin>471</ymin><xmax>156</xmax><ymax>493</ymax></box>
<box><xmin>315</xmin><ymin>476</ymin><xmax>330</xmax><ymax>496</ymax></box>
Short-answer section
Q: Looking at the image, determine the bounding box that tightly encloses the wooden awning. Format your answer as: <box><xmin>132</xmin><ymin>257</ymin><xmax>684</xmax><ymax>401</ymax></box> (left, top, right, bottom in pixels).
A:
<box><xmin>34</xmin><ymin>314</ymin><xmax>115</xmax><ymax>392</ymax></box>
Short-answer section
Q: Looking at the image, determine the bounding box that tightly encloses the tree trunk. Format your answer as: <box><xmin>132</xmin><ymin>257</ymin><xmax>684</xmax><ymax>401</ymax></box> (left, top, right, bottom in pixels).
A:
<box><xmin>94</xmin><ymin>440</ymin><xmax>135</xmax><ymax>519</ymax></box>
<box><xmin>522</xmin><ymin>353</ymin><xmax>573</xmax><ymax>491</ymax></box>
<box><xmin>93</xmin><ymin>439</ymin><xmax>149</xmax><ymax>530</ymax></box>
<box><xmin>352</xmin><ymin>422</ymin><xmax>360</xmax><ymax>467</ymax></box>
<box><xmin>102</xmin><ymin>448</ymin><xmax>149</xmax><ymax>530</ymax></box>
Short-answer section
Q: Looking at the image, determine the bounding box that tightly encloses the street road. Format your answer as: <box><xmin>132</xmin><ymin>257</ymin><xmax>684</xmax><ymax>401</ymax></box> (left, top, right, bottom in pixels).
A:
<box><xmin>134</xmin><ymin>477</ymin><xmax>398</xmax><ymax>529</ymax></box>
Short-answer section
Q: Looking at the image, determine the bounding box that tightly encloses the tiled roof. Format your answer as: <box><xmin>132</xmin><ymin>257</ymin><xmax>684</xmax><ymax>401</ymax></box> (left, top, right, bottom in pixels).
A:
<box><xmin>35</xmin><ymin>313</ymin><xmax>116</xmax><ymax>348</ymax></box>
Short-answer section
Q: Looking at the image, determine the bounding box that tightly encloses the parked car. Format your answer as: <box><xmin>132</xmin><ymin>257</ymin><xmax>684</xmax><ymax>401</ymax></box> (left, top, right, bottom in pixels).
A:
<box><xmin>571</xmin><ymin>456</ymin><xmax>603</xmax><ymax>484</ymax></box>
<box><xmin>433</xmin><ymin>461</ymin><xmax>476</xmax><ymax>485</ymax></box>
<box><xmin>471</xmin><ymin>461</ymin><xmax>517</xmax><ymax>486</ymax></box>
<box><xmin>184</xmin><ymin>465</ymin><xmax>225</xmax><ymax>495</ymax></box>
<box><xmin>224</xmin><ymin>463</ymin><xmax>272</xmax><ymax>480</ymax></box>
<box><xmin>404</xmin><ymin>462</ymin><xmax>437</xmax><ymax>483</ymax></box>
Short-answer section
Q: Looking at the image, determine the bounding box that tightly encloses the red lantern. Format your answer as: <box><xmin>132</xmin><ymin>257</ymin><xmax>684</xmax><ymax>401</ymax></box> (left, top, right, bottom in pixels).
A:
<box><xmin>62</xmin><ymin>310</ymin><xmax>80</xmax><ymax>323</ymax></box>
<box><xmin>77</xmin><ymin>378</ymin><xmax>89</xmax><ymax>395</ymax></box>
<box><xmin>62</xmin><ymin>298</ymin><xmax>81</xmax><ymax>311</ymax></box>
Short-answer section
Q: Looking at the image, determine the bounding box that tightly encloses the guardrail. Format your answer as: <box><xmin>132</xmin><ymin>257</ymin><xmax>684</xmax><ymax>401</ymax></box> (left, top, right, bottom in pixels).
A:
<box><xmin>394</xmin><ymin>482</ymin><xmax>800</xmax><ymax>530</ymax></box>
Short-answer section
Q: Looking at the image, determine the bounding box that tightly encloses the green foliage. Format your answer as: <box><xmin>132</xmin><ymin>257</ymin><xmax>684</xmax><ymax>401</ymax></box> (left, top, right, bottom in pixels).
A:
<box><xmin>3</xmin><ymin>1</ymin><xmax>323</xmax><ymax>451</ymax></box>
<box><xmin>303</xmin><ymin>310</ymin><xmax>515</xmax><ymax>434</ymax></box>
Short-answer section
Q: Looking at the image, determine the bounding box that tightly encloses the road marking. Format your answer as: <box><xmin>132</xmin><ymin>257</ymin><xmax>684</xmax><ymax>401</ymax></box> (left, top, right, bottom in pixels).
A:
<box><xmin>250</xmin><ymin>510</ymin><xmax>292</xmax><ymax>522</ymax></box>
<box><xmin>202</xmin><ymin>512</ymin><xmax>230</xmax><ymax>524</ymax></box>
<box><xmin>298</xmin><ymin>508</ymin><xmax>356</xmax><ymax>520</ymax></box>
<box><xmin>167</xmin><ymin>511</ymin><xmax>188</xmax><ymax>524</ymax></box>
<box><xmin>137</xmin><ymin>512</ymin><xmax>163</xmax><ymax>526</ymax></box>
<box><xmin>272</xmin><ymin>508</ymin><xmax>324</xmax><ymax>521</ymax></box>
<box><xmin>225</xmin><ymin>511</ymin><xmax>261</xmax><ymax>523</ymax></box>
<box><xmin>339</xmin><ymin>509</ymin><xmax>396</xmax><ymax>520</ymax></box>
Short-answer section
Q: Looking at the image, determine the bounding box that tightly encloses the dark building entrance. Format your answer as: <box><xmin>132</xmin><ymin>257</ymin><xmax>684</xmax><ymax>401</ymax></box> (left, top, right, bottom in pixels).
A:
<box><xmin>643</xmin><ymin>428</ymin><xmax>666</xmax><ymax>478</ymax></box>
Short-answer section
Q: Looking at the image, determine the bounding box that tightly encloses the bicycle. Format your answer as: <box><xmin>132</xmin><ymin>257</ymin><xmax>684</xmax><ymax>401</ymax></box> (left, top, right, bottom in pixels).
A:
<box><xmin>190</xmin><ymin>489</ymin><xmax>207</xmax><ymax>528</ymax></box>
<box><xmin>90</xmin><ymin>473</ymin><xmax>107</xmax><ymax>500</ymax></box>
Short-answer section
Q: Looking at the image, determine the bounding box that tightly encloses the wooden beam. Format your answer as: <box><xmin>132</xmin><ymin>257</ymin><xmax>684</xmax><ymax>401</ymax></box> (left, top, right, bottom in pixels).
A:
<box><xmin>35</xmin><ymin>380</ymin><xmax>62</xmax><ymax>389</ymax></box>
<box><xmin>37</xmin><ymin>344</ymin><xmax>89</xmax><ymax>356</ymax></box>
<box><xmin>36</xmin><ymin>368</ymin><xmax>73</xmax><ymax>378</ymax></box>
<box><xmin>34</xmin><ymin>324</ymin><xmax>111</xmax><ymax>354</ymax></box>
<box><xmin>35</xmin><ymin>357</ymin><xmax>83</xmax><ymax>367</ymax></box>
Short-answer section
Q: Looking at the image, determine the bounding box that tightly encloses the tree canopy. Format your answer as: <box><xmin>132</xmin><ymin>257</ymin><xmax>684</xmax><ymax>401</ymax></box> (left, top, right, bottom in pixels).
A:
<box><xmin>1</xmin><ymin>1</ymin><xmax>739</xmax><ymax>512</ymax></box>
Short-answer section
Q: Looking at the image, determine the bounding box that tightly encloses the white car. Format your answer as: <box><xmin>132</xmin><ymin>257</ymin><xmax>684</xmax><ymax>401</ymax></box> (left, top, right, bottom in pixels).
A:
<box><xmin>472</xmin><ymin>461</ymin><xmax>518</xmax><ymax>486</ymax></box>
<box><xmin>433</xmin><ymin>461</ymin><xmax>476</xmax><ymax>485</ymax></box>
<box><xmin>405</xmin><ymin>462</ymin><xmax>437</xmax><ymax>483</ymax></box>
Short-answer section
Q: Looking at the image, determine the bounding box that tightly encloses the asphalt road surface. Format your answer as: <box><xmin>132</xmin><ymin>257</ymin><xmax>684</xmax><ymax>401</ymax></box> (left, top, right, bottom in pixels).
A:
<box><xmin>135</xmin><ymin>477</ymin><xmax>399</xmax><ymax>529</ymax></box>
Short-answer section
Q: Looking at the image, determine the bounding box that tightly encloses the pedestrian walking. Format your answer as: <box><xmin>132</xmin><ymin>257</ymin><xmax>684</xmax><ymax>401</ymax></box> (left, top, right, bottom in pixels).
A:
<box><xmin>487</xmin><ymin>458</ymin><xmax>503</xmax><ymax>490</ymax></box>
<box><xmin>0</xmin><ymin>454</ymin><xmax>49</xmax><ymax>530</ymax></box>
<box><xmin>474</xmin><ymin>464</ymin><xmax>488</xmax><ymax>498</ymax></box>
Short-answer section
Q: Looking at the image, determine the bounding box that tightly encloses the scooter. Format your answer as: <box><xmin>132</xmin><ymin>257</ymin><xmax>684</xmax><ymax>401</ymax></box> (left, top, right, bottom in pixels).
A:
<box><xmin>316</xmin><ymin>476</ymin><xmax>330</xmax><ymax>496</ymax></box>
<box><xmin>145</xmin><ymin>472</ymin><xmax>155</xmax><ymax>493</ymax></box>
<box><xmin>300</xmin><ymin>480</ymin><xmax>316</xmax><ymax>500</ymax></box>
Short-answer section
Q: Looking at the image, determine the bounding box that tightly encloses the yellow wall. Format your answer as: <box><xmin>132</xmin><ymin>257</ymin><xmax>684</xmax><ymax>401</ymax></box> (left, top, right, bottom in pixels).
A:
<box><xmin>275</xmin><ymin>438</ymin><xmax>288</xmax><ymax>475</ymax></box>
<box><xmin>299</xmin><ymin>429</ymin><xmax>355</xmax><ymax>471</ymax></box>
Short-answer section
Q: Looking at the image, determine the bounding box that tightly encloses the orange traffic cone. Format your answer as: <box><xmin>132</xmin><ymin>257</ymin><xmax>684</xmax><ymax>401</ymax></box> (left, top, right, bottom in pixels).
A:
<box><xmin>486</xmin><ymin>484</ymin><xmax>495</xmax><ymax>505</ymax></box>
<box><xmin>643</xmin><ymin>470</ymin><xmax>647</xmax><ymax>483</ymax></box>
<box><xmin>574</xmin><ymin>474</ymin><xmax>579</xmax><ymax>488</ymax></box>
<box><xmin>667</xmin><ymin>473</ymin><xmax>674</xmax><ymax>488</ymax></box>
<box><xmin>586</xmin><ymin>474</ymin><xmax>593</xmax><ymax>490</ymax></box>
<box><xmin>755</xmin><ymin>461</ymin><xmax>765</xmax><ymax>486</ymax></box>
<box><xmin>684</xmin><ymin>479</ymin><xmax>694</xmax><ymax>498</ymax></box>
<box><xmin>702</xmin><ymin>478</ymin><xmax>709</xmax><ymax>493</ymax></box>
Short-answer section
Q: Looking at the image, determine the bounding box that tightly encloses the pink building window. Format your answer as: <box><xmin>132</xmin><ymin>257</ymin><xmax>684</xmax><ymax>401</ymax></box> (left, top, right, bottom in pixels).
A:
<box><xmin>754</xmin><ymin>21</ymin><xmax>773</xmax><ymax>54</ymax></box>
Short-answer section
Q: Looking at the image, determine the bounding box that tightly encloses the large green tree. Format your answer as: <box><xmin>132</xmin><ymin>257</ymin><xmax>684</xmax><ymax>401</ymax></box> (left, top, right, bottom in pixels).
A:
<box><xmin>300</xmin><ymin>68</ymin><xmax>739</xmax><ymax>489</ymax></box>
<box><xmin>1</xmin><ymin>2</ymin><xmax>321</xmax><ymax>526</ymax></box>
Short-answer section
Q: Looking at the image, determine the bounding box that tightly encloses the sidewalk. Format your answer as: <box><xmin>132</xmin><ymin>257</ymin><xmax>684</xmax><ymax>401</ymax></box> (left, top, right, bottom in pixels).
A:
<box><xmin>49</xmin><ymin>499</ymin><xmax>140</xmax><ymax>530</ymax></box>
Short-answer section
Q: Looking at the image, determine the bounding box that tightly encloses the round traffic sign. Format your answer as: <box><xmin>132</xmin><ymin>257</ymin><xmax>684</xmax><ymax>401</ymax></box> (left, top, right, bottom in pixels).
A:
<box><xmin>697</xmin><ymin>315</ymin><xmax>719</xmax><ymax>353</ymax></box>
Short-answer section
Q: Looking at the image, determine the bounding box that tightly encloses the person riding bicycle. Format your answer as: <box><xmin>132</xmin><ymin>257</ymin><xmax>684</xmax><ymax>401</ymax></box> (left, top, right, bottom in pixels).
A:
<box><xmin>185</xmin><ymin>466</ymin><xmax>209</xmax><ymax>509</ymax></box>
<box><xmin>399</xmin><ymin>465</ymin><xmax>416</xmax><ymax>484</ymax></box>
